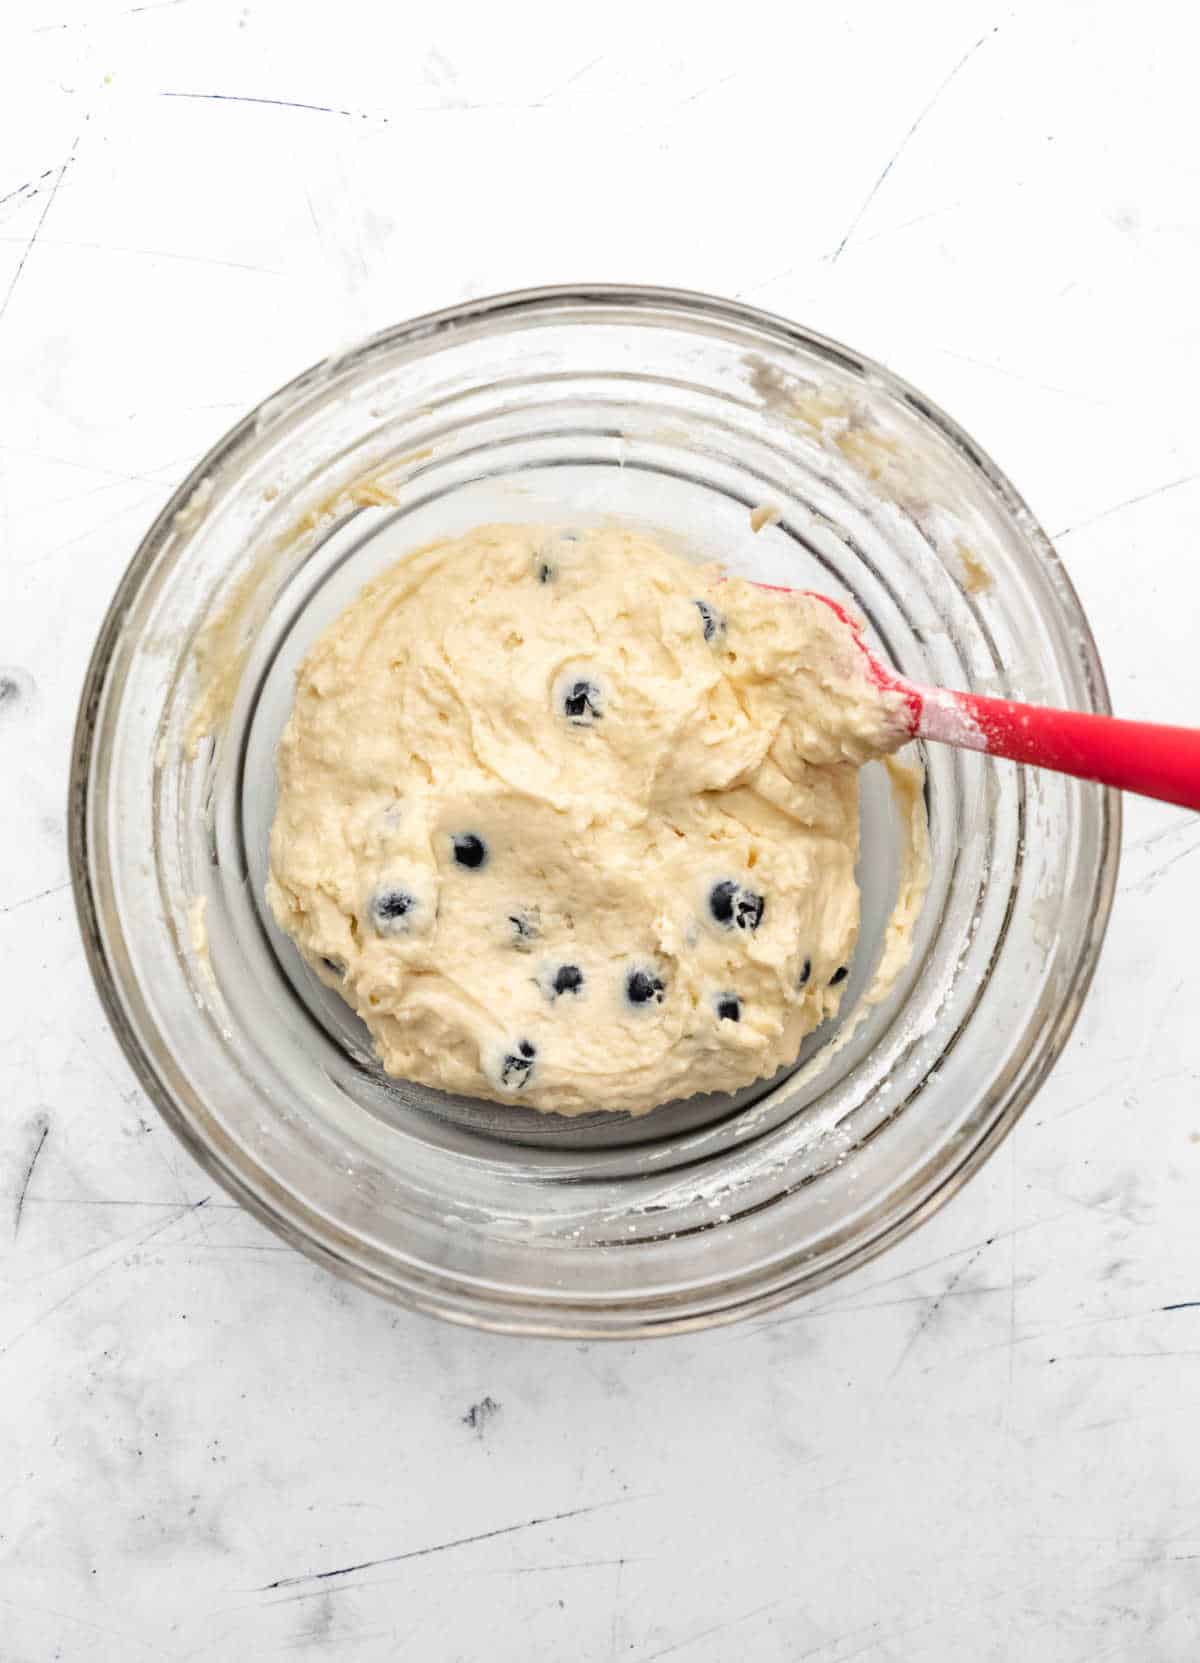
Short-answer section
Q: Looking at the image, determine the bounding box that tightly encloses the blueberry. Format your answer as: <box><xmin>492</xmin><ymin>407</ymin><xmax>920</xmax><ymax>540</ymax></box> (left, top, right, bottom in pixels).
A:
<box><xmin>797</xmin><ymin>957</ymin><xmax>812</xmax><ymax>989</ymax></box>
<box><xmin>830</xmin><ymin>965</ymin><xmax>849</xmax><ymax>985</ymax></box>
<box><xmin>537</xmin><ymin>961</ymin><xmax>584</xmax><ymax>1003</ymax></box>
<box><xmin>535</xmin><ymin>531</ymin><xmax>579</xmax><ymax>584</ymax></box>
<box><xmin>709</xmin><ymin>880</ymin><xmax>764</xmax><ymax>931</ymax></box>
<box><xmin>375</xmin><ymin>890</ymin><xmax>412</xmax><ymax>920</ymax></box>
<box><xmin>452</xmin><ymin>833</ymin><xmax>487</xmax><ymax>869</ymax></box>
<box><xmin>500</xmin><ymin>1040</ymin><xmax>536</xmax><ymax>1090</ymax></box>
<box><xmin>509</xmin><ymin>907</ymin><xmax>540</xmax><ymax>950</ymax></box>
<box><xmin>626</xmin><ymin>967</ymin><xmax>665</xmax><ymax>1006</ymax></box>
<box><xmin>736</xmin><ymin>890</ymin><xmax>765</xmax><ymax>931</ymax></box>
<box><xmin>370</xmin><ymin>887</ymin><xmax>417</xmax><ymax>935</ymax></box>
<box><xmin>694</xmin><ymin>599</ymin><xmax>726</xmax><ymax>643</ymax></box>
<box><xmin>716</xmin><ymin>993</ymin><xmax>741</xmax><ymax>1022</ymax></box>
<box><xmin>709</xmin><ymin>879</ymin><xmax>738</xmax><ymax>926</ymax></box>
<box><xmin>562</xmin><ymin>678</ymin><xmax>602</xmax><ymax>725</ymax></box>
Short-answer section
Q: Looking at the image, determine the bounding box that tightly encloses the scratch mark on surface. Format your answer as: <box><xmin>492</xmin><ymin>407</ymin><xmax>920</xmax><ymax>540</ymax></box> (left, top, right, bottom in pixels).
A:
<box><xmin>302</xmin><ymin>183</ymin><xmax>322</xmax><ymax>239</ymax></box>
<box><xmin>0</xmin><ymin>136</ymin><xmax>78</xmax><ymax>327</ymax></box>
<box><xmin>35</xmin><ymin>0</ymin><xmax>189</xmax><ymax>23</ymax></box>
<box><xmin>733</xmin><ymin>261</ymin><xmax>802</xmax><ymax>301</ymax></box>
<box><xmin>629</xmin><ymin>72</ymin><xmax>740</xmax><ymax>137</ymax></box>
<box><xmin>258</xmin><ymin>1496</ymin><xmax>649</xmax><ymax>1593</ymax></box>
<box><xmin>1047</xmin><ymin>1348</ymin><xmax>1200</xmax><ymax>1364</ymax></box>
<box><xmin>634</xmin><ymin>1599</ymin><xmax>785</xmax><ymax>1662</ymax></box>
<box><xmin>1008</xmin><ymin>1137</ymin><xmax>1019</xmax><ymax>1394</ymax></box>
<box><xmin>0</xmin><ymin>879</ymin><xmax>72</xmax><ymax>918</ymax></box>
<box><xmin>794</xmin><ymin>1620</ymin><xmax>885</xmax><ymax>1661</ymax></box>
<box><xmin>1121</xmin><ymin>830</ymin><xmax>1200</xmax><ymax>895</ymax></box>
<box><xmin>8</xmin><ymin>473</ymin><xmax>161</xmax><ymax>524</ymax></box>
<box><xmin>7</xmin><ymin>235</ymin><xmax>285</xmax><ymax>276</ymax></box>
<box><xmin>538</xmin><ymin>54</ymin><xmax>606</xmax><ymax>105</ymax></box>
<box><xmin>0</xmin><ymin>441</ymin><xmax>169</xmax><ymax>487</ymax></box>
<box><xmin>1</xmin><ymin>1194</ymin><xmax>239</xmax><ymax>1209</ymax></box>
<box><xmin>922</xmin><ymin>1305</ymin><xmax>1187</xmax><ymax>1371</ymax></box>
<box><xmin>0</xmin><ymin>169</ymin><xmax>57</xmax><ymax>213</ymax></box>
<box><xmin>930</xmin><ymin>344</ymin><xmax>1114</xmax><ymax>408</ymax></box>
<box><xmin>609</xmin><ymin>1554</ymin><xmax>624</xmax><ymax>1659</ymax></box>
<box><xmin>798</xmin><ymin>1283</ymin><xmax>1018</xmax><ymax>1319</ymax></box>
<box><xmin>830</xmin><ymin>26</ymin><xmax>999</xmax><ymax>263</ymax></box>
<box><xmin>1128</xmin><ymin>811</ymin><xmax>1200</xmax><ymax>853</ymax></box>
<box><xmin>0</xmin><ymin>1594</ymin><xmax>166</xmax><ymax>1657</ymax></box>
<box><xmin>24</xmin><ymin>488</ymin><xmax>169</xmax><ymax>570</ymax></box>
<box><xmin>888</xmin><ymin>1240</ymin><xmax>991</xmax><ymax>1378</ymax></box>
<box><xmin>499</xmin><ymin>1557</ymin><xmax>644</xmax><ymax>1577</ymax></box>
<box><xmin>0</xmin><ymin>1200</ymin><xmax>209</xmax><ymax>1364</ymax></box>
<box><xmin>160</xmin><ymin>90</ymin><xmax>359</xmax><ymax>118</ymax></box>
<box><xmin>746</xmin><ymin>1210</ymin><xmax>1076</xmax><ymax>1337</ymax></box>
<box><xmin>12</xmin><ymin>1116</ymin><xmax>49</xmax><ymax>1237</ymax></box>
<box><xmin>1050</xmin><ymin>1080</ymin><xmax>1121</xmax><ymax>1122</ymax></box>
<box><xmin>807</xmin><ymin>1631</ymin><xmax>889</xmax><ymax>1663</ymax></box>
<box><xmin>1055</xmin><ymin>470</ymin><xmax>1200</xmax><ymax>539</ymax></box>
<box><xmin>855</xmin><ymin>201</ymin><xmax>962</xmax><ymax>248</ymax></box>
<box><xmin>671</xmin><ymin>70</ymin><xmax>739</xmax><ymax>112</ymax></box>
<box><xmin>12</xmin><ymin>1202</ymin><xmax>226</xmax><ymax>1289</ymax></box>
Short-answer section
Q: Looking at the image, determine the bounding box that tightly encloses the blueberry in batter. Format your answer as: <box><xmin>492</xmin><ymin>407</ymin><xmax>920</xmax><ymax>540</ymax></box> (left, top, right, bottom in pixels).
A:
<box><xmin>452</xmin><ymin>833</ymin><xmax>487</xmax><ymax>869</ymax></box>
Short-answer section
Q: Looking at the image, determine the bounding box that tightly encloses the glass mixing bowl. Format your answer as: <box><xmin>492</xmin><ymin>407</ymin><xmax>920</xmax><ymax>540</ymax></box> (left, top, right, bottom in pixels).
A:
<box><xmin>69</xmin><ymin>286</ymin><xmax>1119</xmax><ymax>1336</ymax></box>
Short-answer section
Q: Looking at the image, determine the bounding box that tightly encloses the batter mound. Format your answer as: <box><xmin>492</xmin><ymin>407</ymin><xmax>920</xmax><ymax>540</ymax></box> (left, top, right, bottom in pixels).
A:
<box><xmin>267</xmin><ymin>524</ymin><xmax>914</xmax><ymax>1115</ymax></box>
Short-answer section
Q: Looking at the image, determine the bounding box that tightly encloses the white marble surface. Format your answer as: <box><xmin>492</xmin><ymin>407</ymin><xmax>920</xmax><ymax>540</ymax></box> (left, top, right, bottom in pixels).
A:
<box><xmin>4</xmin><ymin>1</ymin><xmax>1200</xmax><ymax>1657</ymax></box>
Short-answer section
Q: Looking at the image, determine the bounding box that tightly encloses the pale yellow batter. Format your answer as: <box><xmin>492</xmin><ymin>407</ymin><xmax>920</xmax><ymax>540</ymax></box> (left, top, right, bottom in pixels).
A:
<box><xmin>267</xmin><ymin>524</ymin><xmax>915</xmax><ymax>1115</ymax></box>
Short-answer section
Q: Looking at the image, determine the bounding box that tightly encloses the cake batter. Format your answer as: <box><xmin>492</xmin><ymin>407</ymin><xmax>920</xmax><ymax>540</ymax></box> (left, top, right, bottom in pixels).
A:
<box><xmin>267</xmin><ymin>524</ymin><xmax>917</xmax><ymax>1115</ymax></box>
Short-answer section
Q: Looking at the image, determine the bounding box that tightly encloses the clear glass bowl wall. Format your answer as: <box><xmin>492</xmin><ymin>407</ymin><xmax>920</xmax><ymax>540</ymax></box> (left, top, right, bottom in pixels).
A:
<box><xmin>70</xmin><ymin>288</ymin><xmax>1119</xmax><ymax>1336</ymax></box>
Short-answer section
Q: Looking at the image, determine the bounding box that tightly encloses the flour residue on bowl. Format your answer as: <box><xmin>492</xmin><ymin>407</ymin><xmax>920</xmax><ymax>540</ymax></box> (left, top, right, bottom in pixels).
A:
<box><xmin>957</xmin><ymin>541</ymin><xmax>994</xmax><ymax>593</ymax></box>
<box><xmin>742</xmin><ymin>351</ymin><xmax>969</xmax><ymax>520</ymax></box>
<box><xmin>182</xmin><ymin>460</ymin><xmax>434</xmax><ymax>758</ymax></box>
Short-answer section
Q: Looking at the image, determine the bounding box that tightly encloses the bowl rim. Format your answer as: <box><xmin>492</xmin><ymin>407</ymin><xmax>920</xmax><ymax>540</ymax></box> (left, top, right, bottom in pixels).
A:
<box><xmin>68</xmin><ymin>282</ymin><xmax>1122</xmax><ymax>1337</ymax></box>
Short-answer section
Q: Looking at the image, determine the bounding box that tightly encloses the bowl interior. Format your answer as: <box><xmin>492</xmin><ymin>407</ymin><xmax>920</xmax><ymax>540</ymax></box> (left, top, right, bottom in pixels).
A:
<box><xmin>72</xmin><ymin>288</ymin><xmax>1118</xmax><ymax>1335</ymax></box>
<box><xmin>236</xmin><ymin>474</ymin><xmax>923</xmax><ymax>1152</ymax></box>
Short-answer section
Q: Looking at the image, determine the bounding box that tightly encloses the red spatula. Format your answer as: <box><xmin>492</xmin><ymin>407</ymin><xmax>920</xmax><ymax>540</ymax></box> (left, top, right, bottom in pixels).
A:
<box><xmin>776</xmin><ymin>586</ymin><xmax>1200</xmax><ymax>812</ymax></box>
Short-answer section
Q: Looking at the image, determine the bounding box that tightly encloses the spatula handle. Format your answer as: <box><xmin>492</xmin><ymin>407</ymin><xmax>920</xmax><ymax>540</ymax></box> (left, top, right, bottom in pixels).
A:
<box><xmin>917</xmin><ymin>690</ymin><xmax>1200</xmax><ymax>811</ymax></box>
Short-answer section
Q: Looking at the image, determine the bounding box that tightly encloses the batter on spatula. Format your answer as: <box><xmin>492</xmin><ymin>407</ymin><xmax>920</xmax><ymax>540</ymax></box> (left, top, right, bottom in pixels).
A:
<box><xmin>267</xmin><ymin>523</ymin><xmax>920</xmax><ymax>1115</ymax></box>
